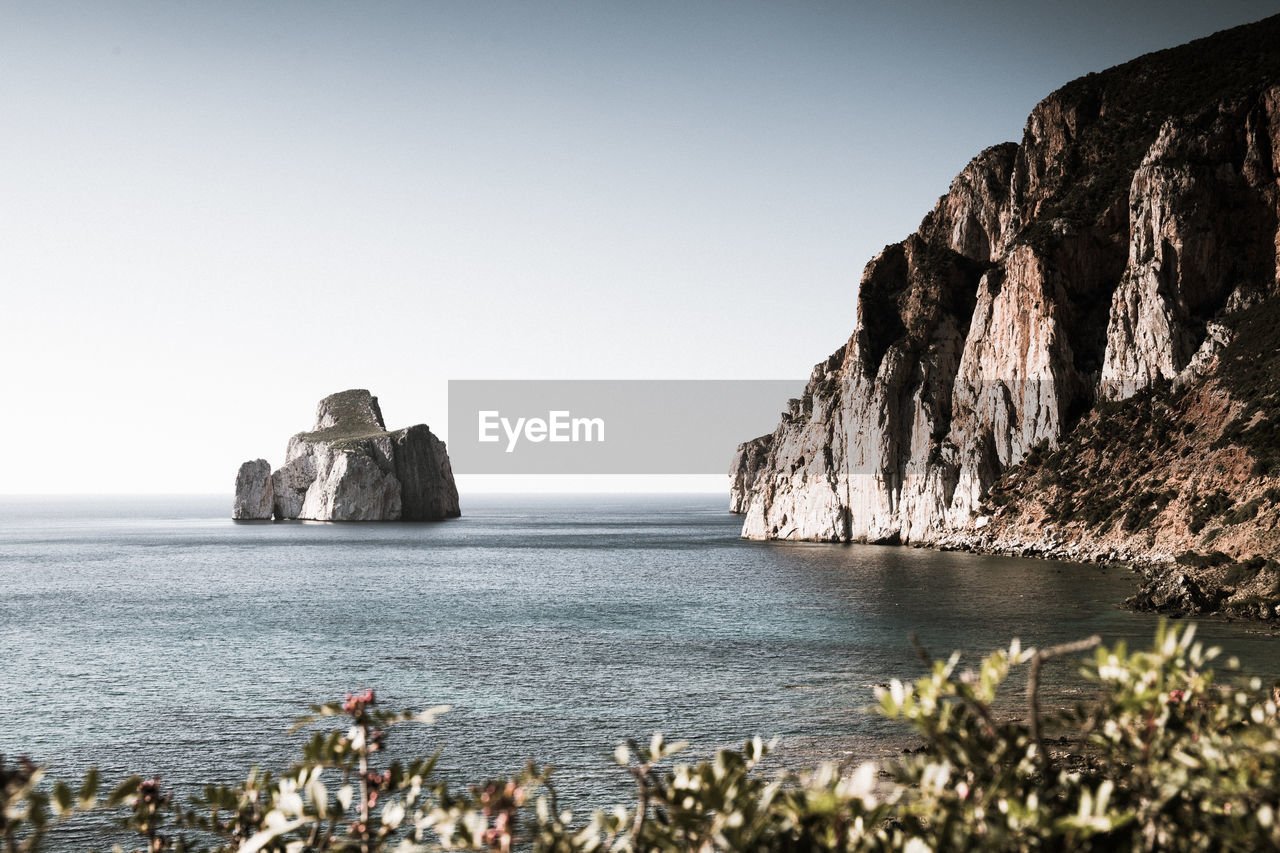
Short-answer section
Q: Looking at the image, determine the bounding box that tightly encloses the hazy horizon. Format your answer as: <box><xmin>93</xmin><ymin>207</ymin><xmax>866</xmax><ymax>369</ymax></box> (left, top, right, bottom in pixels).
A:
<box><xmin>4</xmin><ymin>1</ymin><xmax>1277</xmax><ymax>494</ymax></box>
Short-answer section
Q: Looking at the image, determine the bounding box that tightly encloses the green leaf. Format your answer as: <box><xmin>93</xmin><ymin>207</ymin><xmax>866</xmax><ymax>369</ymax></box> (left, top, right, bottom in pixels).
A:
<box><xmin>78</xmin><ymin>766</ymin><xmax>100</xmax><ymax>809</ymax></box>
<box><xmin>28</xmin><ymin>790</ymin><xmax>49</xmax><ymax>829</ymax></box>
<box><xmin>52</xmin><ymin>780</ymin><xmax>72</xmax><ymax>815</ymax></box>
<box><xmin>106</xmin><ymin>776</ymin><xmax>142</xmax><ymax>807</ymax></box>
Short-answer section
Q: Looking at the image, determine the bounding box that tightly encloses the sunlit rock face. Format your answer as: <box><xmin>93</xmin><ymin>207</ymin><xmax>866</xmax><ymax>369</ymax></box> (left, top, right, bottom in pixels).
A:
<box><xmin>733</xmin><ymin>17</ymin><xmax>1280</xmax><ymax>544</ymax></box>
<box><xmin>234</xmin><ymin>389</ymin><xmax>460</xmax><ymax>522</ymax></box>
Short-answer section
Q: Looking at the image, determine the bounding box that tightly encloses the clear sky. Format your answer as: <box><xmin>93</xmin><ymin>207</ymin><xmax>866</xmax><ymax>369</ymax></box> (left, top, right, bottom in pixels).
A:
<box><xmin>2</xmin><ymin>0</ymin><xmax>1276</xmax><ymax>494</ymax></box>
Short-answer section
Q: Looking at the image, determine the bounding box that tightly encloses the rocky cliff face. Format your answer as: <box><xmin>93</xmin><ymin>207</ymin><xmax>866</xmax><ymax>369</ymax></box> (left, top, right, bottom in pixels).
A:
<box><xmin>234</xmin><ymin>390</ymin><xmax>460</xmax><ymax>522</ymax></box>
<box><xmin>963</xmin><ymin>295</ymin><xmax>1280</xmax><ymax>618</ymax></box>
<box><xmin>734</xmin><ymin>16</ymin><xmax>1280</xmax><ymax>568</ymax></box>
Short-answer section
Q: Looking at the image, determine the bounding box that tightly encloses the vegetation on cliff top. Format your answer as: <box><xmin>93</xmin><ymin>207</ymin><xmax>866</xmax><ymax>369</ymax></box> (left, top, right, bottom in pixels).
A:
<box><xmin>1016</xmin><ymin>13</ymin><xmax>1280</xmax><ymax>243</ymax></box>
<box><xmin>294</xmin><ymin>390</ymin><xmax>398</xmax><ymax>450</ymax></box>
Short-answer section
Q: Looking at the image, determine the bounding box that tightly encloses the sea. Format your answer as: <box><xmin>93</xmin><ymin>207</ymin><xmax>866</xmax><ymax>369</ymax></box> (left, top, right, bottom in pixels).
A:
<box><xmin>2</xmin><ymin>494</ymin><xmax>1277</xmax><ymax>842</ymax></box>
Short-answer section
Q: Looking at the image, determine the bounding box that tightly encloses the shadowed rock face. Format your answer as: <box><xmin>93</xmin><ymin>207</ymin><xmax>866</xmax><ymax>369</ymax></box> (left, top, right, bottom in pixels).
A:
<box><xmin>233</xmin><ymin>390</ymin><xmax>460</xmax><ymax>522</ymax></box>
<box><xmin>734</xmin><ymin>15</ymin><xmax>1280</xmax><ymax>548</ymax></box>
<box><xmin>232</xmin><ymin>459</ymin><xmax>273</xmax><ymax>520</ymax></box>
<box><xmin>392</xmin><ymin>425</ymin><xmax>459</xmax><ymax>522</ymax></box>
<box><xmin>729</xmin><ymin>434</ymin><xmax>773</xmax><ymax>514</ymax></box>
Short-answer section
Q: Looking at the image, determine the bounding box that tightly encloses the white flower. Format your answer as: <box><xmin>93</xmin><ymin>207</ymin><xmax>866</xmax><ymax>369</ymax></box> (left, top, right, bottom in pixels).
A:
<box><xmin>275</xmin><ymin>779</ymin><xmax>304</xmax><ymax>817</ymax></box>
<box><xmin>381</xmin><ymin>801</ymin><xmax>406</xmax><ymax>830</ymax></box>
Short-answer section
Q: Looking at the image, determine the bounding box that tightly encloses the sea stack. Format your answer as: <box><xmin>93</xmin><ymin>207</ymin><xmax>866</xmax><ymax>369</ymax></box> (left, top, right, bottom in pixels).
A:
<box><xmin>233</xmin><ymin>389</ymin><xmax>460</xmax><ymax>522</ymax></box>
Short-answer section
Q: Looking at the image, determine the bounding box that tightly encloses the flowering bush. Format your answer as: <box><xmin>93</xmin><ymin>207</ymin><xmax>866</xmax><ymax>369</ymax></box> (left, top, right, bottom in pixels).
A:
<box><xmin>4</xmin><ymin>622</ymin><xmax>1280</xmax><ymax>851</ymax></box>
<box><xmin>874</xmin><ymin>623</ymin><xmax>1280</xmax><ymax>851</ymax></box>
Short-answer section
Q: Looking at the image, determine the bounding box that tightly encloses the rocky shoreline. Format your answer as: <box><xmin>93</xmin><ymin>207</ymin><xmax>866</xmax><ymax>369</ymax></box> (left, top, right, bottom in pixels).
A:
<box><xmin>931</xmin><ymin>524</ymin><xmax>1161</xmax><ymax>565</ymax></box>
<box><xmin>925</xmin><ymin>529</ymin><xmax>1280</xmax><ymax>623</ymax></box>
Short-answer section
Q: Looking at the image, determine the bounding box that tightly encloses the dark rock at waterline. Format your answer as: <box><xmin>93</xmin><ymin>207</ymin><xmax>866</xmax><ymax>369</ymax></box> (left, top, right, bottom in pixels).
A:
<box><xmin>1126</xmin><ymin>569</ymin><xmax>1220</xmax><ymax>615</ymax></box>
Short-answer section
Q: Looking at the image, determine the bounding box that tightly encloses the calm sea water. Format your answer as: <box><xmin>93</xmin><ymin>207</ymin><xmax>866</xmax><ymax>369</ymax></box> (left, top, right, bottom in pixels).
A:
<box><xmin>2</xmin><ymin>494</ymin><xmax>1277</xmax><ymax>832</ymax></box>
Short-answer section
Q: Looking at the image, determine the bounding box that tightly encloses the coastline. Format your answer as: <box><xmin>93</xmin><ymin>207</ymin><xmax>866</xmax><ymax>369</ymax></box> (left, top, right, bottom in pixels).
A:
<box><xmin>927</xmin><ymin>530</ymin><xmax>1280</xmax><ymax>625</ymax></box>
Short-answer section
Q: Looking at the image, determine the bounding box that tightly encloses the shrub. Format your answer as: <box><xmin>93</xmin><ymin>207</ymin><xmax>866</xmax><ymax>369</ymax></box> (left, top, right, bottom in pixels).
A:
<box><xmin>1175</xmin><ymin>550</ymin><xmax>1232</xmax><ymax>568</ymax></box>
<box><xmin>1224</xmin><ymin>557</ymin><xmax>1270</xmax><ymax>587</ymax></box>
<box><xmin>1122</xmin><ymin>489</ymin><xmax>1174</xmax><ymax>533</ymax></box>
<box><xmin>1224</xmin><ymin>499</ymin><xmax>1262</xmax><ymax>526</ymax></box>
<box><xmin>1048</xmin><ymin>493</ymin><xmax>1076</xmax><ymax>522</ymax></box>
<box><xmin>1080</xmin><ymin>494</ymin><xmax>1123</xmax><ymax>529</ymax></box>
<box><xmin>1188</xmin><ymin>490</ymin><xmax>1235</xmax><ymax>534</ymax></box>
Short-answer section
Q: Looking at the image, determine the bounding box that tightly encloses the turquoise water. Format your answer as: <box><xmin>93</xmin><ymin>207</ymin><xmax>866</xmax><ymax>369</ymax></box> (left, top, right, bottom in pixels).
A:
<box><xmin>1</xmin><ymin>494</ymin><xmax>1276</xmax><ymax>829</ymax></box>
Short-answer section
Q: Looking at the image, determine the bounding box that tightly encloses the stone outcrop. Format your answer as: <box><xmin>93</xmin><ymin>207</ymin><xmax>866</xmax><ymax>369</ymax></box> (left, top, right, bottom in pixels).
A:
<box><xmin>1126</xmin><ymin>570</ymin><xmax>1217</xmax><ymax>615</ymax></box>
<box><xmin>734</xmin><ymin>15</ymin><xmax>1280</xmax><ymax>563</ymax></box>
<box><xmin>233</xmin><ymin>390</ymin><xmax>460</xmax><ymax>522</ymax></box>
<box><xmin>1100</xmin><ymin>110</ymin><xmax>1279</xmax><ymax>399</ymax></box>
<box><xmin>232</xmin><ymin>459</ymin><xmax>274</xmax><ymax>520</ymax></box>
<box><xmin>1127</xmin><ymin>566</ymin><xmax>1224</xmax><ymax>616</ymax></box>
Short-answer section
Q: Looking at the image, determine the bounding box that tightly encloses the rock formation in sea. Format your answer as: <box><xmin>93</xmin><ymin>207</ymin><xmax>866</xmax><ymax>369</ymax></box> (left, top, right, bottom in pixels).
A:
<box><xmin>233</xmin><ymin>390</ymin><xmax>460</xmax><ymax>522</ymax></box>
<box><xmin>732</xmin><ymin>15</ymin><xmax>1280</xmax><ymax>612</ymax></box>
<box><xmin>232</xmin><ymin>459</ymin><xmax>274</xmax><ymax>520</ymax></box>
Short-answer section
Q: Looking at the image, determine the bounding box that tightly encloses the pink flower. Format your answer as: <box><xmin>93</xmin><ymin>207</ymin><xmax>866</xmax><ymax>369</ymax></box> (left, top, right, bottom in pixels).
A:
<box><xmin>342</xmin><ymin>688</ymin><xmax>377</xmax><ymax>715</ymax></box>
